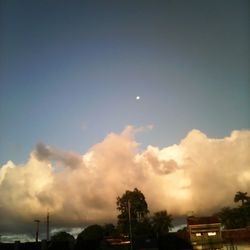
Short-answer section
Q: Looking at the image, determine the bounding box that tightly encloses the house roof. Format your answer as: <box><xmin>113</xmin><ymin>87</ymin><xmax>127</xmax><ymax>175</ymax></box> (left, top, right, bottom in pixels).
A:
<box><xmin>187</xmin><ymin>216</ymin><xmax>220</xmax><ymax>225</ymax></box>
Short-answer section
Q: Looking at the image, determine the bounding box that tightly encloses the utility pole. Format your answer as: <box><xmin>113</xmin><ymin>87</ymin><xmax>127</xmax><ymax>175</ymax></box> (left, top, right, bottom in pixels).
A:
<box><xmin>46</xmin><ymin>211</ymin><xmax>50</xmax><ymax>241</ymax></box>
<box><xmin>128</xmin><ymin>200</ymin><xmax>133</xmax><ymax>250</ymax></box>
<box><xmin>34</xmin><ymin>219</ymin><xmax>40</xmax><ymax>242</ymax></box>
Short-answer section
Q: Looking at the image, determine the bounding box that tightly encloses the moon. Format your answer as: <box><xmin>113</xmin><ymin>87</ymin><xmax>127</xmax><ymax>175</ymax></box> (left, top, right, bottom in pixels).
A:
<box><xmin>136</xmin><ymin>96</ymin><xmax>140</xmax><ymax>100</ymax></box>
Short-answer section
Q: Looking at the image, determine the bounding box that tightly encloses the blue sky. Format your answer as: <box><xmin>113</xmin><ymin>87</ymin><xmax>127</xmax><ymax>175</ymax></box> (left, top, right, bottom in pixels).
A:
<box><xmin>1</xmin><ymin>0</ymin><xmax>249</xmax><ymax>165</ymax></box>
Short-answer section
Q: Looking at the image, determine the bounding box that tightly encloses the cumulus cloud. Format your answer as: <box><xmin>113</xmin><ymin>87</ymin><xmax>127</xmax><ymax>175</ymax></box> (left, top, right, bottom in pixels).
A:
<box><xmin>0</xmin><ymin>126</ymin><xmax>250</xmax><ymax>233</ymax></box>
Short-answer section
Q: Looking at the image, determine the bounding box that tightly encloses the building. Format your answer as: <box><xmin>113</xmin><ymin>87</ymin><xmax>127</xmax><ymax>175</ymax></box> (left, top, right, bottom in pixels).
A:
<box><xmin>187</xmin><ymin>216</ymin><xmax>223</xmax><ymax>250</ymax></box>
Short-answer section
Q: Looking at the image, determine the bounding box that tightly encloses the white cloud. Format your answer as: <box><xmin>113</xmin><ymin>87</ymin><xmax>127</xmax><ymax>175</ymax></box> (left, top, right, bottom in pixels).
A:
<box><xmin>1</xmin><ymin>233</ymin><xmax>34</xmax><ymax>243</ymax></box>
<box><xmin>0</xmin><ymin>127</ymin><xmax>249</xmax><ymax>233</ymax></box>
<box><xmin>50</xmin><ymin>227</ymin><xmax>83</xmax><ymax>239</ymax></box>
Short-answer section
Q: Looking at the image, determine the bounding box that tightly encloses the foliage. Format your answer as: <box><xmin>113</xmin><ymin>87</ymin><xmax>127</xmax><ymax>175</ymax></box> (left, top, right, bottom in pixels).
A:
<box><xmin>76</xmin><ymin>225</ymin><xmax>104</xmax><ymax>250</ymax></box>
<box><xmin>117</xmin><ymin>188</ymin><xmax>149</xmax><ymax>221</ymax></box>
<box><xmin>151</xmin><ymin>210</ymin><xmax>173</xmax><ymax>237</ymax></box>
<box><xmin>116</xmin><ymin>188</ymin><xmax>149</xmax><ymax>235</ymax></box>
<box><xmin>50</xmin><ymin>231</ymin><xmax>75</xmax><ymax>243</ymax></box>
<box><xmin>49</xmin><ymin>231</ymin><xmax>75</xmax><ymax>250</ymax></box>
<box><xmin>102</xmin><ymin>223</ymin><xmax>118</xmax><ymax>237</ymax></box>
<box><xmin>177</xmin><ymin>226</ymin><xmax>187</xmax><ymax>232</ymax></box>
<box><xmin>234</xmin><ymin>191</ymin><xmax>249</xmax><ymax>205</ymax></box>
<box><xmin>133</xmin><ymin>217</ymin><xmax>154</xmax><ymax>237</ymax></box>
<box><xmin>217</xmin><ymin>207</ymin><xmax>244</xmax><ymax>229</ymax></box>
<box><xmin>77</xmin><ymin>224</ymin><xmax>104</xmax><ymax>241</ymax></box>
<box><xmin>217</xmin><ymin>191</ymin><xmax>250</xmax><ymax>229</ymax></box>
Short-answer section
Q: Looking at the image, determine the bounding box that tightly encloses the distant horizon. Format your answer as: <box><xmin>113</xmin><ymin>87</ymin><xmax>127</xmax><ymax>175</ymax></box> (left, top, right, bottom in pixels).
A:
<box><xmin>0</xmin><ymin>218</ymin><xmax>186</xmax><ymax>242</ymax></box>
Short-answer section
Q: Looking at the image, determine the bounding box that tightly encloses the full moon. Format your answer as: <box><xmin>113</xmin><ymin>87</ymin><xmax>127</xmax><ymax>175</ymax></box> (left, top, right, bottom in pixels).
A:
<box><xmin>136</xmin><ymin>96</ymin><xmax>140</xmax><ymax>100</ymax></box>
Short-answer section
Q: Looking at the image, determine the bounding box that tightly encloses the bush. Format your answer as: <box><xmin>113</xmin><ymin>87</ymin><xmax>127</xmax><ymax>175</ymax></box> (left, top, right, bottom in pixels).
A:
<box><xmin>76</xmin><ymin>225</ymin><xmax>104</xmax><ymax>250</ymax></box>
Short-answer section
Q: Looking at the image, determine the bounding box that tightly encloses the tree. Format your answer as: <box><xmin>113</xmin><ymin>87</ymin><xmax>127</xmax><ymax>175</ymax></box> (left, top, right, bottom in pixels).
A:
<box><xmin>102</xmin><ymin>223</ymin><xmax>117</xmax><ymax>237</ymax></box>
<box><xmin>116</xmin><ymin>188</ymin><xmax>149</xmax><ymax>235</ymax></box>
<box><xmin>217</xmin><ymin>207</ymin><xmax>235</xmax><ymax>229</ymax></box>
<box><xmin>77</xmin><ymin>225</ymin><xmax>104</xmax><ymax>241</ymax></box>
<box><xmin>76</xmin><ymin>225</ymin><xmax>104</xmax><ymax>250</ymax></box>
<box><xmin>244</xmin><ymin>201</ymin><xmax>250</xmax><ymax>226</ymax></box>
<box><xmin>133</xmin><ymin>217</ymin><xmax>153</xmax><ymax>237</ymax></box>
<box><xmin>49</xmin><ymin>231</ymin><xmax>75</xmax><ymax>250</ymax></box>
<box><xmin>51</xmin><ymin>231</ymin><xmax>75</xmax><ymax>242</ymax></box>
<box><xmin>177</xmin><ymin>226</ymin><xmax>187</xmax><ymax>232</ymax></box>
<box><xmin>151</xmin><ymin>210</ymin><xmax>173</xmax><ymax>237</ymax></box>
<box><xmin>216</xmin><ymin>192</ymin><xmax>250</xmax><ymax>229</ymax></box>
<box><xmin>234</xmin><ymin>191</ymin><xmax>249</xmax><ymax>206</ymax></box>
<box><xmin>217</xmin><ymin>206</ymin><xmax>248</xmax><ymax>229</ymax></box>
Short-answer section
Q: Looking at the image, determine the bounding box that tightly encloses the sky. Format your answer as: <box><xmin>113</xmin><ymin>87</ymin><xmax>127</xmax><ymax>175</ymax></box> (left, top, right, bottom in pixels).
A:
<box><xmin>0</xmin><ymin>0</ymin><xmax>249</xmax><ymax>242</ymax></box>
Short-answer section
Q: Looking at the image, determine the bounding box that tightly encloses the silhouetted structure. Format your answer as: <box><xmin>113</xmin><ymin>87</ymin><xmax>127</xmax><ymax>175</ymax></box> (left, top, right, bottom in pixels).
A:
<box><xmin>46</xmin><ymin>212</ymin><xmax>50</xmax><ymax>241</ymax></box>
<box><xmin>187</xmin><ymin>216</ymin><xmax>222</xmax><ymax>250</ymax></box>
<box><xmin>34</xmin><ymin>220</ymin><xmax>40</xmax><ymax>243</ymax></box>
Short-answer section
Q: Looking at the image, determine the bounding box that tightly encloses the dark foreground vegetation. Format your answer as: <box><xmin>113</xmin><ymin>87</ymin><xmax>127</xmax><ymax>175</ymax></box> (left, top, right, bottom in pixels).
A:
<box><xmin>216</xmin><ymin>191</ymin><xmax>250</xmax><ymax>229</ymax></box>
<box><xmin>0</xmin><ymin>233</ymin><xmax>192</xmax><ymax>250</ymax></box>
<box><xmin>0</xmin><ymin>189</ymin><xmax>249</xmax><ymax>250</ymax></box>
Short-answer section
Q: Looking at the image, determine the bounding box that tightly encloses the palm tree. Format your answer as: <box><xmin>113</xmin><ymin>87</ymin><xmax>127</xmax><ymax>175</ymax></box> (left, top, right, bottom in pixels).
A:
<box><xmin>151</xmin><ymin>210</ymin><xmax>173</xmax><ymax>238</ymax></box>
<box><xmin>234</xmin><ymin>191</ymin><xmax>249</xmax><ymax>206</ymax></box>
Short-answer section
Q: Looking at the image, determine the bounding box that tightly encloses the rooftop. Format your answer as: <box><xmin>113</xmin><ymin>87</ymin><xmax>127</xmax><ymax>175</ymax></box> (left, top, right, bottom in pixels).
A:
<box><xmin>187</xmin><ymin>216</ymin><xmax>220</xmax><ymax>226</ymax></box>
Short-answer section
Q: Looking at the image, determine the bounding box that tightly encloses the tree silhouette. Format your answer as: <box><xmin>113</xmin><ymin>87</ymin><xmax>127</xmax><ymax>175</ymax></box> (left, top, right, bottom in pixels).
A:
<box><xmin>234</xmin><ymin>191</ymin><xmax>249</xmax><ymax>205</ymax></box>
<box><xmin>151</xmin><ymin>210</ymin><xmax>173</xmax><ymax>238</ymax></box>
<box><xmin>217</xmin><ymin>192</ymin><xmax>250</xmax><ymax>229</ymax></box>
<box><xmin>217</xmin><ymin>206</ymin><xmax>248</xmax><ymax>229</ymax></box>
<box><xmin>103</xmin><ymin>223</ymin><xmax>117</xmax><ymax>237</ymax></box>
<box><xmin>117</xmin><ymin>188</ymin><xmax>149</xmax><ymax>235</ymax></box>
<box><xmin>77</xmin><ymin>225</ymin><xmax>104</xmax><ymax>241</ymax></box>
<box><xmin>49</xmin><ymin>231</ymin><xmax>75</xmax><ymax>250</ymax></box>
<box><xmin>76</xmin><ymin>225</ymin><xmax>104</xmax><ymax>250</ymax></box>
<box><xmin>51</xmin><ymin>231</ymin><xmax>75</xmax><ymax>242</ymax></box>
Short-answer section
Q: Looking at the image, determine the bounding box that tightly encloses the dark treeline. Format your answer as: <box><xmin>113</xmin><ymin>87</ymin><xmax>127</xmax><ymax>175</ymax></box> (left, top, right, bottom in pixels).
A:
<box><xmin>46</xmin><ymin>189</ymin><xmax>250</xmax><ymax>249</ymax></box>
<box><xmin>216</xmin><ymin>191</ymin><xmax>250</xmax><ymax>229</ymax></box>
<box><xmin>1</xmin><ymin>189</ymin><xmax>249</xmax><ymax>250</ymax></box>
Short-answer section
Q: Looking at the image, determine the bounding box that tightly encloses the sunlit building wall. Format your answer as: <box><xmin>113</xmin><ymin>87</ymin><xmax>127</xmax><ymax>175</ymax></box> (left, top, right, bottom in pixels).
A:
<box><xmin>187</xmin><ymin>216</ymin><xmax>223</xmax><ymax>250</ymax></box>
